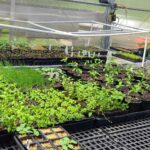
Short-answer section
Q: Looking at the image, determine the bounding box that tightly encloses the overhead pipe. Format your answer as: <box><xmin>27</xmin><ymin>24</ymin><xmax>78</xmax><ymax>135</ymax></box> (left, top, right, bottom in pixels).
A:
<box><xmin>0</xmin><ymin>23</ymin><xmax>77</xmax><ymax>37</ymax></box>
<box><xmin>142</xmin><ymin>34</ymin><xmax>148</xmax><ymax>67</ymax></box>
<box><xmin>0</xmin><ymin>22</ymin><xmax>148</xmax><ymax>38</ymax></box>
<box><xmin>57</xmin><ymin>0</ymin><xmax>150</xmax><ymax>13</ymax></box>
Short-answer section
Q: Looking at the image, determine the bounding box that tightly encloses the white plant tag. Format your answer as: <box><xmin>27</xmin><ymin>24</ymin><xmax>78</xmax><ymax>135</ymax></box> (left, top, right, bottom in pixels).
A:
<box><xmin>88</xmin><ymin>51</ymin><xmax>91</xmax><ymax>57</ymax></box>
<box><xmin>65</xmin><ymin>46</ymin><xmax>68</xmax><ymax>55</ymax></box>
<box><xmin>93</xmin><ymin>52</ymin><xmax>96</xmax><ymax>57</ymax></box>
<box><xmin>78</xmin><ymin>51</ymin><xmax>81</xmax><ymax>56</ymax></box>
<box><xmin>71</xmin><ymin>46</ymin><xmax>74</xmax><ymax>52</ymax></box>
<box><xmin>48</xmin><ymin>44</ymin><xmax>51</xmax><ymax>51</ymax></box>
<box><xmin>71</xmin><ymin>51</ymin><xmax>74</xmax><ymax>57</ymax></box>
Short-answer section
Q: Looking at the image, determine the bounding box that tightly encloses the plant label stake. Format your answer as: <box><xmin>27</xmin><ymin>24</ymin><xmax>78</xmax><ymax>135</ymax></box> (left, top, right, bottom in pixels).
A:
<box><xmin>71</xmin><ymin>46</ymin><xmax>74</xmax><ymax>52</ymax></box>
<box><xmin>93</xmin><ymin>52</ymin><xmax>96</xmax><ymax>57</ymax></box>
<box><xmin>26</xmin><ymin>139</ymin><xmax>31</xmax><ymax>150</ymax></box>
<box><xmin>98</xmin><ymin>53</ymin><xmax>100</xmax><ymax>57</ymax></box>
<box><xmin>78</xmin><ymin>51</ymin><xmax>81</xmax><ymax>57</ymax></box>
<box><xmin>65</xmin><ymin>46</ymin><xmax>69</xmax><ymax>55</ymax></box>
<box><xmin>48</xmin><ymin>44</ymin><xmax>51</xmax><ymax>51</ymax></box>
<box><xmin>71</xmin><ymin>51</ymin><xmax>74</xmax><ymax>57</ymax></box>
<box><xmin>88</xmin><ymin>51</ymin><xmax>91</xmax><ymax>57</ymax></box>
<box><xmin>82</xmin><ymin>50</ymin><xmax>87</xmax><ymax>56</ymax></box>
<box><xmin>71</xmin><ymin>46</ymin><xmax>74</xmax><ymax>57</ymax></box>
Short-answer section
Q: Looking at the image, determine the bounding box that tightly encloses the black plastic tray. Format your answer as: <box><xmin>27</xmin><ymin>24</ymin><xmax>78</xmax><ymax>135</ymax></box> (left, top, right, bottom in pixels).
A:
<box><xmin>0</xmin><ymin>130</ymin><xmax>25</xmax><ymax>150</ymax></box>
<box><xmin>62</xmin><ymin>110</ymin><xmax>150</xmax><ymax>150</ymax></box>
<box><xmin>0</xmin><ymin>57</ymin><xmax>107</xmax><ymax>66</ymax></box>
<box><xmin>17</xmin><ymin>126</ymin><xmax>81</xmax><ymax>150</ymax></box>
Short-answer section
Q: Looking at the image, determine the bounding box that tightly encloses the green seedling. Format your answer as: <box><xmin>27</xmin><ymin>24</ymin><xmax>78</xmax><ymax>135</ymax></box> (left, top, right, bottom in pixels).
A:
<box><xmin>60</xmin><ymin>137</ymin><xmax>77</xmax><ymax>150</ymax></box>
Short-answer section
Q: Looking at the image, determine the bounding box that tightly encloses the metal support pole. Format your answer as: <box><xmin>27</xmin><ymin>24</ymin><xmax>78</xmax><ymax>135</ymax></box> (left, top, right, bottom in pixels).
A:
<box><xmin>142</xmin><ymin>34</ymin><xmax>148</xmax><ymax>67</ymax></box>
<box><xmin>101</xmin><ymin>0</ymin><xmax>116</xmax><ymax>50</ymax></box>
<box><xmin>86</xmin><ymin>23</ymin><xmax>94</xmax><ymax>46</ymax></box>
<box><xmin>9</xmin><ymin>0</ymin><xmax>15</xmax><ymax>44</ymax></box>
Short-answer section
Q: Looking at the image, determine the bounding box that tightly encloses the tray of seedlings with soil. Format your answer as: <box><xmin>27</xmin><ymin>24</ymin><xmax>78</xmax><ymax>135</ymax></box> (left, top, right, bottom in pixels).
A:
<box><xmin>34</xmin><ymin>61</ymin><xmax>150</xmax><ymax>117</ymax></box>
<box><xmin>112</xmin><ymin>52</ymin><xmax>142</xmax><ymax>62</ymax></box>
<box><xmin>0</xmin><ymin>59</ymin><xmax>149</xmax><ymax>149</ymax></box>
<box><xmin>0</xmin><ymin>39</ymin><xmax>107</xmax><ymax>65</ymax></box>
<box><xmin>0</xmin><ymin>130</ymin><xmax>25</xmax><ymax>150</ymax></box>
<box><xmin>17</xmin><ymin>126</ymin><xmax>81</xmax><ymax>150</ymax></box>
<box><xmin>62</xmin><ymin>110</ymin><xmax>150</xmax><ymax>150</ymax></box>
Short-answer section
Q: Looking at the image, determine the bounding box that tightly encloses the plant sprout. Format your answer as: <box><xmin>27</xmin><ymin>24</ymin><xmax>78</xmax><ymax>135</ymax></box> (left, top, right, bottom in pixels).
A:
<box><xmin>60</xmin><ymin>137</ymin><xmax>77</xmax><ymax>150</ymax></box>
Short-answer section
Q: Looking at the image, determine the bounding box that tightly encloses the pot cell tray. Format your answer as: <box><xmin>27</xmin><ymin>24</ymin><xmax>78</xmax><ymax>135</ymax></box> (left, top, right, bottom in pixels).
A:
<box><xmin>70</xmin><ymin>127</ymin><xmax>127</xmax><ymax>150</ymax></box>
<box><xmin>102</xmin><ymin>117</ymin><xmax>150</xmax><ymax>150</ymax></box>
<box><xmin>0</xmin><ymin>131</ymin><xmax>25</xmax><ymax>150</ymax></box>
<box><xmin>17</xmin><ymin>126</ymin><xmax>80</xmax><ymax>150</ymax></box>
<box><xmin>102</xmin><ymin>117</ymin><xmax>150</xmax><ymax>134</ymax></box>
<box><xmin>65</xmin><ymin>117</ymin><xmax>150</xmax><ymax>150</ymax></box>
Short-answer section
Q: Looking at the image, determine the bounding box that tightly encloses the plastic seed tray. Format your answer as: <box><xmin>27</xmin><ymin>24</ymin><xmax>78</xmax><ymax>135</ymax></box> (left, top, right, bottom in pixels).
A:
<box><xmin>71</xmin><ymin>128</ymin><xmax>105</xmax><ymax>142</ymax></box>
<box><xmin>78</xmin><ymin>137</ymin><xmax>127</xmax><ymax>150</ymax></box>
<box><xmin>63</xmin><ymin>111</ymin><xmax>150</xmax><ymax>150</ymax></box>
<box><xmin>110</xmin><ymin>126</ymin><xmax>150</xmax><ymax>150</ymax></box>
<box><xmin>17</xmin><ymin>126</ymin><xmax>81</xmax><ymax>150</ymax></box>
<box><xmin>68</xmin><ymin>126</ymin><xmax>128</xmax><ymax>150</ymax></box>
<box><xmin>0</xmin><ymin>57</ymin><xmax>107</xmax><ymax>66</ymax></box>
<box><xmin>102</xmin><ymin>117</ymin><xmax>150</xmax><ymax>150</ymax></box>
<box><xmin>102</xmin><ymin>117</ymin><xmax>150</xmax><ymax>134</ymax></box>
<box><xmin>0</xmin><ymin>131</ymin><xmax>25</xmax><ymax>150</ymax></box>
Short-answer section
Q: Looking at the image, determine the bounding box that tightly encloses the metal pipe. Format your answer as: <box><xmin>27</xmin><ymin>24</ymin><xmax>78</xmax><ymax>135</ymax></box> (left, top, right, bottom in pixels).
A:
<box><xmin>94</xmin><ymin>21</ymin><xmax>147</xmax><ymax>33</ymax></box>
<box><xmin>117</xmin><ymin>5</ymin><xmax>150</xmax><ymax>13</ymax></box>
<box><xmin>114</xmin><ymin>23</ymin><xmax>150</xmax><ymax>32</ymax></box>
<box><xmin>0</xmin><ymin>17</ymin><xmax>147</xmax><ymax>33</ymax></box>
<box><xmin>87</xmin><ymin>23</ymin><xmax>94</xmax><ymax>46</ymax></box>
<box><xmin>0</xmin><ymin>17</ymin><xmax>95</xmax><ymax>24</ymax></box>
<box><xmin>72</xmin><ymin>31</ymin><xmax>148</xmax><ymax>37</ymax></box>
<box><xmin>9</xmin><ymin>0</ymin><xmax>15</xmax><ymax>44</ymax></box>
<box><xmin>0</xmin><ymin>22</ymin><xmax>148</xmax><ymax>38</ymax></box>
<box><xmin>28</xmin><ymin>21</ymin><xmax>74</xmax><ymax>36</ymax></box>
<box><xmin>0</xmin><ymin>23</ymin><xmax>77</xmax><ymax>37</ymax></box>
<box><xmin>59</xmin><ymin>0</ymin><xmax>150</xmax><ymax>13</ymax></box>
<box><xmin>34</xmin><ymin>20</ymin><xmax>95</xmax><ymax>24</ymax></box>
<box><xmin>56</xmin><ymin>0</ymin><xmax>108</xmax><ymax>7</ymax></box>
<box><xmin>142</xmin><ymin>34</ymin><xmax>148</xmax><ymax>67</ymax></box>
<box><xmin>0</xmin><ymin>17</ymin><xmax>28</xmax><ymax>23</ymax></box>
<box><xmin>72</xmin><ymin>29</ymin><xmax>124</xmax><ymax>34</ymax></box>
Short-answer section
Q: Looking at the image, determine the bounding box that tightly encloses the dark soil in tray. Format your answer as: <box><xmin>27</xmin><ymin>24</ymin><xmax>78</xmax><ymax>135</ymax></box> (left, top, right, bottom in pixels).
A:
<box><xmin>0</xmin><ymin>130</ymin><xmax>25</xmax><ymax>150</ymax></box>
<box><xmin>0</xmin><ymin>46</ymin><xmax>108</xmax><ymax>59</ymax></box>
<box><xmin>0</xmin><ymin>49</ymin><xmax>69</xmax><ymax>59</ymax></box>
<box><xmin>0</xmin><ymin>45</ymin><xmax>108</xmax><ymax>65</ymax></box>
<box><xmin>17</xmin><ymin>126</ymin><xmax>81</xmax><ymax>150</ymax></box>
<box><xmin>0</xmin><ymin>56</ymin><xmax>107</xmax><ymax>66</ymax></box>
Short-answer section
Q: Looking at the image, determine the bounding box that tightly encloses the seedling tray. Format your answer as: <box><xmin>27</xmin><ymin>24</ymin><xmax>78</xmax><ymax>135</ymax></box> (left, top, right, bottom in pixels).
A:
<box><xmin>62</xmin><ymin>110</ymin><xmax>150</xmax><ymax>150</ymax></box>
<box><xmin>112</xmin><ymin>54</ymin><xmax>142</xmax><ymax>62</ymax></box>
<box><xmin>0</xmin><ymin>130</ymin><xmax>25</xmax><ymax>150</ymax></box>
<box><xmin>0</xmin><ymin>57</ymin><xmax>107</xmax><ymax>66</ymax></box>
<box><xmin>17</xmin><ymin>126</ymin><xmax>81</xmax><ymax>150</ymax></box>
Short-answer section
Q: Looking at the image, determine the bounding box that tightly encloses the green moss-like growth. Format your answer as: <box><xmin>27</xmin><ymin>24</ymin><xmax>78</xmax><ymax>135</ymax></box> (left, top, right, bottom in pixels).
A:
<box><xmin>116</xmin><ymin>52</ymin><xmax>142</xmax><ymax>60</ymax></box>
<box><xmin>0</xmin><ymin>64</ymin><xmax>47</xmax><ymax>89</ymax></box>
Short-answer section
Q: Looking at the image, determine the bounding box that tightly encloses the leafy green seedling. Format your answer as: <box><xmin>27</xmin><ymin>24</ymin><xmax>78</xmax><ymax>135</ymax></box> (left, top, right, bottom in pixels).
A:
<box><xmin>88</xmin><ymin>70</ymin><xmax>99</xmax><ymax>78</ymax></box>
<box><xmin>16</xmin><ymin>124</ymin><xmax>39</xmax><ymax>136</ymax></box>
<box><xmin>60</xmin><ymin>137</ymin><xmax>77</xmax><ymax>150</ymax></box>
<box><xmin>73</xmin><ymin>67</ymin><xmax>83</xmax><ymax>75</ymax></box>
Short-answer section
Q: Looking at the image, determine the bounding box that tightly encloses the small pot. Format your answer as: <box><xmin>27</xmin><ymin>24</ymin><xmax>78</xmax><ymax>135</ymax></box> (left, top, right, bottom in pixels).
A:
<box><xmin>128</xmin><ymin>101</ymin><xmax>142</xmax><ymax>112</ymax></box>
<box><xmin>141</xmin><ymin>97</ymin><xmax>150</xmax><ymax>110</ymax></box>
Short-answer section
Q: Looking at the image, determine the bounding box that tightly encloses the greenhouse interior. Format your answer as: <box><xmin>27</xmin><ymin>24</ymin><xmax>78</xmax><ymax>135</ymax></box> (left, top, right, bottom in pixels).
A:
<box><xmin>0</xmin><ymin>0</ymin><xmax>150</xmax><ymax>150</ymax></box>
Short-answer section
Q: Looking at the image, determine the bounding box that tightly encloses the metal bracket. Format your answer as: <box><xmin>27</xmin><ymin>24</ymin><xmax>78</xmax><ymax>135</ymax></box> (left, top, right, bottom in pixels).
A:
<box><xmin>101</xmin><ymin>0</ymin><xmax>117</xmax><ymax>50</ymax></box>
